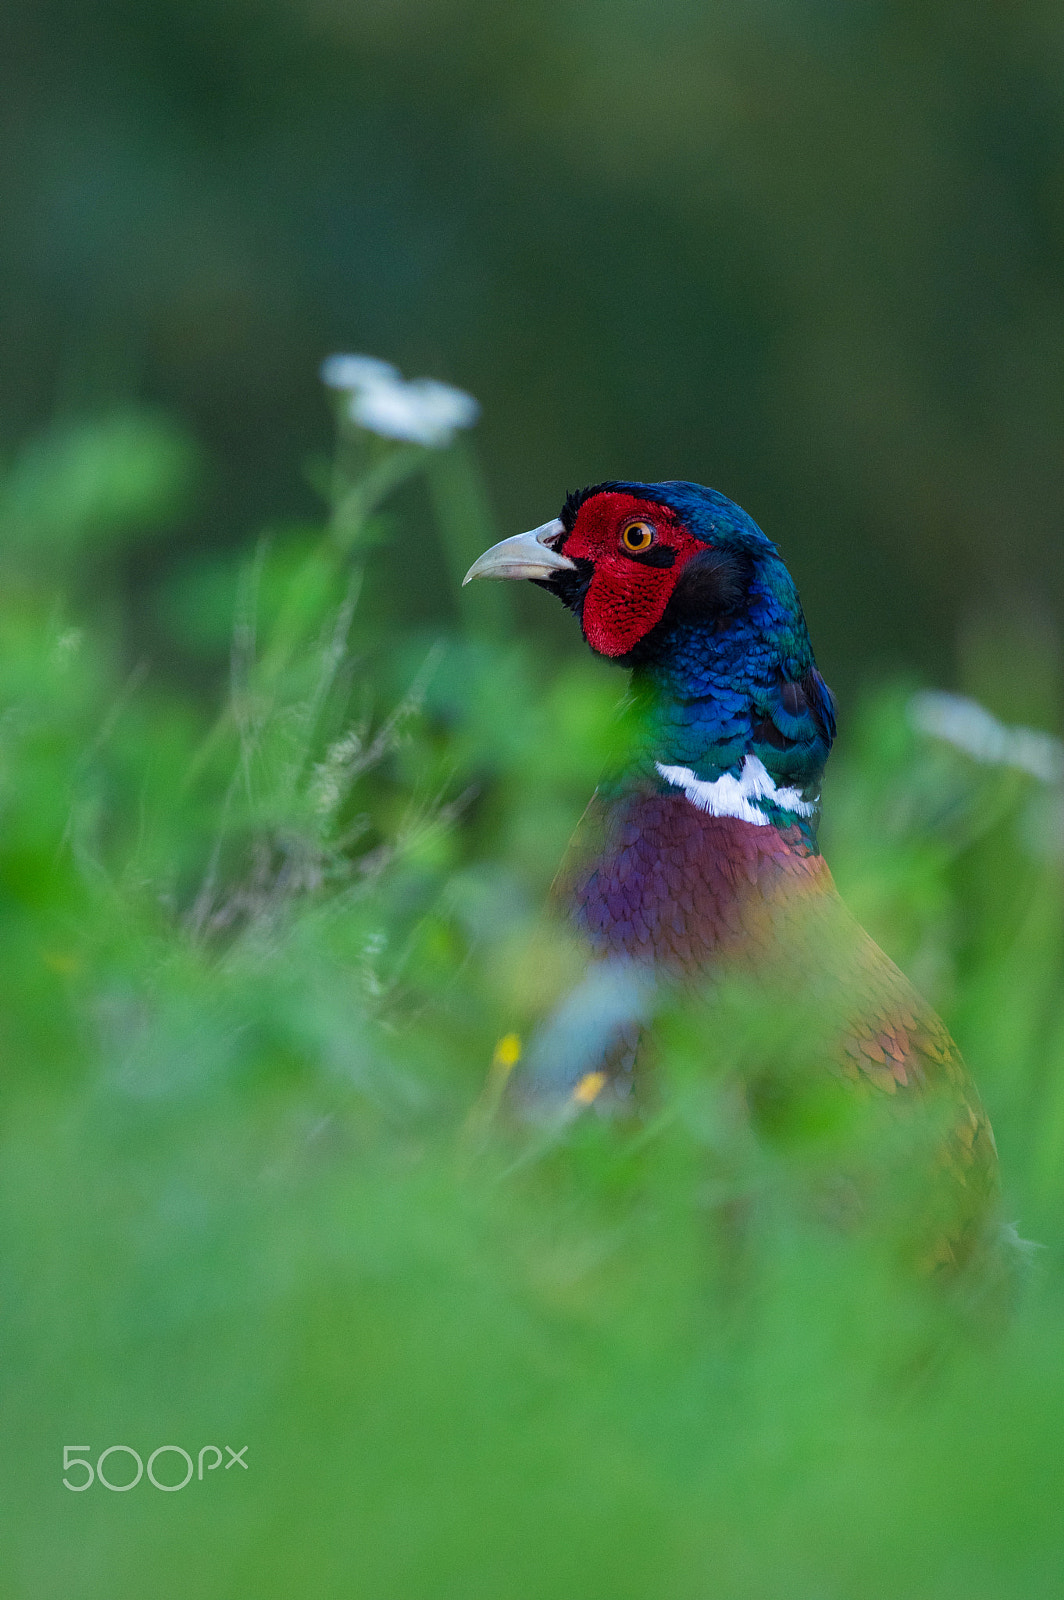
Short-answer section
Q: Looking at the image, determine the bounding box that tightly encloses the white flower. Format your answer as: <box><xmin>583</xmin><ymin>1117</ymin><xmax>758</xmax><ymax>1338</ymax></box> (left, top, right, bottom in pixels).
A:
<box><xmin>320</xmin><ymin>353</ymin><xmax>480</xmax><ymax>448</ymax></box>
<box><xmin>910</xmin><ymin>690</ymin><xmax>1064</xmax><ymax>784</ymax></box>
<box><xmin>320</xmin><ymin>354</ymin><xmax>399</xmax><ymax>391</ymax></box>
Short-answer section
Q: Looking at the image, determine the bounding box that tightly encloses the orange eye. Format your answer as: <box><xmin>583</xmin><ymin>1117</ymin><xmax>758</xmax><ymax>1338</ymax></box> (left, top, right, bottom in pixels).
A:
<box><xmin>621</xmin><ymin>521</ymin><xmax>656</xmax><ymax>553</ymax></box>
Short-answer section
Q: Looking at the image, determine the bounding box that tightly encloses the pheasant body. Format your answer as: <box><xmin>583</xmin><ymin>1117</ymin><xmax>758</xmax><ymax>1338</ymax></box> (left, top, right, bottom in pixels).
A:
<box><xmin>465</xmin><ymin>478</ymin><xmax>999</xmax><ymax>1269</ymax></box>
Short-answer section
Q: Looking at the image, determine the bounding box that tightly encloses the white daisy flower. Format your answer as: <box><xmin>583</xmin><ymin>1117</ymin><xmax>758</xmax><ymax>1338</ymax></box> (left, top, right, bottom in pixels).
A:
<box><xmin>320</xmin><ymin>353</ymin><xmax>480</xmax><ymax>448</ymax></box>
<box><xmin>320</xmin><ymin>354</ymin><xmax>400</xmax><ymax>391</ymax></box>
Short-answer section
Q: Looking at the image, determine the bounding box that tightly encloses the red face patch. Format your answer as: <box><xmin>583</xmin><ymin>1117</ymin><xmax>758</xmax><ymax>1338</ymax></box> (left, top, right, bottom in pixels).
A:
<box><xmin>561</xmin><ymin>493</ymin><xmax>705</xmax><ymax>658</ymax></box>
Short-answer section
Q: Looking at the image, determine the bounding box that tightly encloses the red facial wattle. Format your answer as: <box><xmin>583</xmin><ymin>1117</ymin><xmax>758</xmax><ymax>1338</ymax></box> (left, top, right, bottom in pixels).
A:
<box><xmin>561</xmin><ymin>492</ymin><xmax>705</xmax><ymax>657</ymax></box>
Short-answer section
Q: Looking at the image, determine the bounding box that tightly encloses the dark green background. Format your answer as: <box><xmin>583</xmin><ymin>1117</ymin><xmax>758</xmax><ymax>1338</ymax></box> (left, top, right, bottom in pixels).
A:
<box><xmin>3</xmin><ymin>0</ymin><xmax>1063</xmax><ymax>696</ymax></box>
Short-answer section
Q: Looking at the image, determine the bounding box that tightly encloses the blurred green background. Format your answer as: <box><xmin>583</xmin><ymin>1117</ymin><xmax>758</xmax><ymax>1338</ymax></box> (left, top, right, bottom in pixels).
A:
<box><xmin>4</xmin><ymin>0</ymin><xmax>1064</xmax><ymax>693</ymax></box>
<box><xmin>4</xmin><ymin>4</ymin><xmax>1064</xmax><ymax>1598</ymax></box>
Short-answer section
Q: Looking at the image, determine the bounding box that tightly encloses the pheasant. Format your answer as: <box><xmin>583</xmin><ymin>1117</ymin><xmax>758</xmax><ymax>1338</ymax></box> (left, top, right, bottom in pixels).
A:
<box><xmin>464</xmin><ymin>480</ymin><xmax>999</xmax><ymax>1273</ymax></box>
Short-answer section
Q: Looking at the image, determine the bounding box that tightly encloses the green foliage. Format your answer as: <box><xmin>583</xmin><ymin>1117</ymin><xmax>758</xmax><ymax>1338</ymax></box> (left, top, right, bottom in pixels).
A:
<box><xmin>3</xmin><ymin>413</ymin><xmax>1064</xmax><ymax>1598</ymax></box>
<box><xmin>8</xmin><ymin>0</ymin><xmax>1064</xmax><ymax>690</ymax></box>
<box><xmin>0</xmin><ymin>412</ymin><xmax>200</xmax><ymax>561</ymax></box>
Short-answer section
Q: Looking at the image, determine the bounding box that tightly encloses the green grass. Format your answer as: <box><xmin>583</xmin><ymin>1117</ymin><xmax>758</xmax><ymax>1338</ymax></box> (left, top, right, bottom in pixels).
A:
<box><xmin>2</xmin><ymin>405</ymin><xmax>1064</xmax><ymax>1598</ymax></box>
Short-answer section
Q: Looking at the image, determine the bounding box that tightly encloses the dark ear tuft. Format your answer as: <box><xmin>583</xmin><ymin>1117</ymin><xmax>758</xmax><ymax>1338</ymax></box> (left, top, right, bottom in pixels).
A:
<box><xmin>560</xmin><ymin>487</ymin><xmax>588</xmax><ymax>532</ymax></box>
<box><xmin>663</xmin><ymin>547</ymin><xmax>753</xmax><ymax>625</ymax></box>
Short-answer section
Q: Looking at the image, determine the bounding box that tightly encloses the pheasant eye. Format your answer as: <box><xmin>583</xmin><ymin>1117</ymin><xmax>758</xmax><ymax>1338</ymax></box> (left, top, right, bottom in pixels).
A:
<box><xmin>621</xmin><ymin>521</ymin><xmax>656</xmax><ymax>553</ymax></box>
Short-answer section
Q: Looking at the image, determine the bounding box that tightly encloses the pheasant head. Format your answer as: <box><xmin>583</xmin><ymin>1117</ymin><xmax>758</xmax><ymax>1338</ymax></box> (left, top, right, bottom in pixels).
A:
<box><xmin>466</xmin><ymin>480</ymin><xmax>837</xmax><ymax>838</ymax></box>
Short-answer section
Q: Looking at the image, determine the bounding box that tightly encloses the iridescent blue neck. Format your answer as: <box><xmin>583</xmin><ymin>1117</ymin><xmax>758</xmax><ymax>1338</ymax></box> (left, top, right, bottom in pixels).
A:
<box><xmin>621</xmin><ymin>607</ymin><xmax>833</xmax><ymax>841</ymax></box>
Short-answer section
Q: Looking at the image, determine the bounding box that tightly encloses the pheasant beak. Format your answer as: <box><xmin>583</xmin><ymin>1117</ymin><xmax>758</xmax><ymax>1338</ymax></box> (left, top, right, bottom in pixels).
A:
<box><xmin>462</xmin><ymin>519</ymin><xmax>576</xmax><ymax>585</ymax></box>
